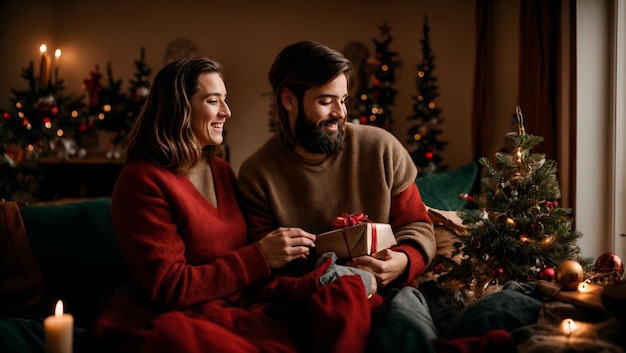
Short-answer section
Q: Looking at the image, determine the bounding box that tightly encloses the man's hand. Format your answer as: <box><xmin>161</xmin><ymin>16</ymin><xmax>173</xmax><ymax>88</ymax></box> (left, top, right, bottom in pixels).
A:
<box><xmin>347</xmin><ymin>248</ymin><xmax>408</xmax><ymax>287</ymax></box>
<box><xmin>258</xmin><ymin>227</ymin><xmax>316</xmax><ymax>269</ymax></box>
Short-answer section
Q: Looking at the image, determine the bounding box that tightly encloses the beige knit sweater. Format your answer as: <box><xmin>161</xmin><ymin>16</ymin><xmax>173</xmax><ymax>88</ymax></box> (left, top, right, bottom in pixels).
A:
<box><xmin>238</xmin><ymin>123</ymin><xmax>436</xmax><ymax>283</ymax></box>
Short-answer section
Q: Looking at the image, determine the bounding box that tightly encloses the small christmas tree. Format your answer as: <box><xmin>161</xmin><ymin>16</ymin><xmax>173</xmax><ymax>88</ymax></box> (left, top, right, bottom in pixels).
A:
<box><xmin>431</xmin><ymin>107</ymin><xmax>591</xmax><ymax>298</ymax></box>
<box><xmin>94</xmin><ymin>62</ymin><xmax>132</xmax><ymax>146</ymax></box>
<box><xmin>90</xmin><ymin>48</ymin><xmax>152</xmax><ymax>154</ymax></box>
<box><xmin>350</xmin><ymin>21</ymin><xmax>399</xmax><ymax>131</ymax></box>
<box><xmin>127</xmin><ymin>47</ymin><xmax>151</xmax><ymax>124</ymax></box>
<box><xmin>0</xmin><ymin>55</ymin><xmax>88</xmax><ymax>202</ymax></box>
<box><xmin>2</xmin><ymin>62</ymin><xmax>88</xmax><ymax>154</ymax></box>
<box><xmin>406</xmin><ymin>16</ymin><xmax>448</xmax><ymax>176</ymax></box>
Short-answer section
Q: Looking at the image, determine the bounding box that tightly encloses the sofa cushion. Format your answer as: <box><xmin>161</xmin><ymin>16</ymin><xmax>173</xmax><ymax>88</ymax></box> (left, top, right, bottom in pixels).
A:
<box><xmin>444</xmin><ymin>290</ymin><xmax>542</xmax><ymax>338</ymax></box>
<box><xmin>417</xmin><ymin>207</ymin><xmax>467</xmax><ymax>285</ymax></box>
<box><xmin>415</xmin><ymin>162</ymin><xmax>479</xmax><ymax>211</ymax></box>
<box><xmin>19</xmin><ymin>198</ymin><xmax>132</xmax><ymax>328</ymax></box>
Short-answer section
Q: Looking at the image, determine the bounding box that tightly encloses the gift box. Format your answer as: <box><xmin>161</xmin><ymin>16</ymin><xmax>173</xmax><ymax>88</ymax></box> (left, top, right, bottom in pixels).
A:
<box><xmin>315</xmin><ymin>214</ymin><xmax>397</xmax><ymax>259</ymax></box>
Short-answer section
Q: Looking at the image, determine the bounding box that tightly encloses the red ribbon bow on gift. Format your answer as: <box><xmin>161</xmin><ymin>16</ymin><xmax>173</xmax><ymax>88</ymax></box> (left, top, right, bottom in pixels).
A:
<box><xmin>332</xmin><ymin>212</ymin><xmax>369</xmax><ymax>229</ymax></box>
<box><xmin>331</xmin><ymin>212</ymin><xmax>377</xmax><ymax>257</ymax></box>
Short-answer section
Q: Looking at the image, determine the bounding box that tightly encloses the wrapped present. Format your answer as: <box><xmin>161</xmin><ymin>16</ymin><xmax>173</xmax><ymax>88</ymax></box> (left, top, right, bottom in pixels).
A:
<box><xmin>315</xmin><ymin>213</ymin><xmax>397</xmax><ymax>259</ymax></box>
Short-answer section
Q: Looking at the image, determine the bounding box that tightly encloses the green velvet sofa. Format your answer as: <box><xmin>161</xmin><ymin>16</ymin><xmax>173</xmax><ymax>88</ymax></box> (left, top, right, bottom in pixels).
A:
<box><xmin>0</xmin><ymin>162</ymin><xmax>480</xmax><ymax>352</ymax></box>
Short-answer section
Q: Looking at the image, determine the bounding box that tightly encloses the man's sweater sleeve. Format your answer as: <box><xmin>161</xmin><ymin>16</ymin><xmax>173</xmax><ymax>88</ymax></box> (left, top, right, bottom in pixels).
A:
<box><xmin>389</xmin><ymin>183</ymin><xmax>436</xmax><ymax>284</ymax></box>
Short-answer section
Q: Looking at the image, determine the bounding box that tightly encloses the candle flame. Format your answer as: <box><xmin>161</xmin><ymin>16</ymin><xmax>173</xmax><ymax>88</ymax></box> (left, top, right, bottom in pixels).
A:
<box><xmin>55</xmin><ymin>49</ymin><xmax>61</xmax><ymax>58</ymax></box>
<box><xmin>40</xmin><ymin>44</ymin><xmax>47</xmax><ymax>54</ymax></box>
<box><xmin>54</xmin><ymin>300</ymin><xmax>64</xmax><ymax>317</ymax></box>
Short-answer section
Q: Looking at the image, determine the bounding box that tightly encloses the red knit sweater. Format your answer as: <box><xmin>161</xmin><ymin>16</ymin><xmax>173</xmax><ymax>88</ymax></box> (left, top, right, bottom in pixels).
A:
<box><xmin>96</xmin><ymin>158</ymin><xmax>375</xmax><ymax>353</ymax></box>
<box><xmin>110</xmin><ymin>158</ymin><xmax>270</xmax><ymax>310</ymax></box>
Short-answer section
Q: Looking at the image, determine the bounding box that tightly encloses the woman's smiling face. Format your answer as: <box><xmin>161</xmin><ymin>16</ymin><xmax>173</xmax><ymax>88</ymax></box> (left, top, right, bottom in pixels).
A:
<box><xmin>189</xmin><ymin>72</ymin><xmax>231</xmax><ymax>147</ymax></box>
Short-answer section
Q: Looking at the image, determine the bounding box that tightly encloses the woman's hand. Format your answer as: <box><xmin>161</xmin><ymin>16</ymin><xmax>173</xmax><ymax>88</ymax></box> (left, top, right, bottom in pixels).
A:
<box><xmin>346</xmin><ymin>248</ymin><xmax>408</xmax><ymax>287</ymax></box>
<box><xmin>258</xmin><ymin>227</ymin><xmax>316</xmax><ymax>269</ymax></box>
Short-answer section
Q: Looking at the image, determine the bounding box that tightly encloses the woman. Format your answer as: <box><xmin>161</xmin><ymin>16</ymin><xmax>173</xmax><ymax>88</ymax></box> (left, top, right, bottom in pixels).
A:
<box><xmin>92</xmin><ymin>57</ymin><xmax>373</xmax><ymax>353</ymax></box>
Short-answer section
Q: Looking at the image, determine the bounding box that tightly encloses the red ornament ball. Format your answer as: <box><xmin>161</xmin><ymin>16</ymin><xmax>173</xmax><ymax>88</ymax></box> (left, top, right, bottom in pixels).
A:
<box><xmin>594</xmin><ymin>253</ymin><xmax>624</xmax><ymax>275</ymax></box>
<box><xmin>433</xmin><ymin>264</ymin><xmax>443</xmax><ymax>275</ymax></box>
<box><xmin>539</xmin><ymin>267</ymin><xmax>555</xmax><ymax>281</ymax></box>
<box><xmin>556</xmin><ymin>260</ymin><xmax>584</xmax><ymax>290</ymax></box>
<box><xmin>50</xmin><ymin>106</ymin><xmax>59</xmax><ymax>116</ymax></box>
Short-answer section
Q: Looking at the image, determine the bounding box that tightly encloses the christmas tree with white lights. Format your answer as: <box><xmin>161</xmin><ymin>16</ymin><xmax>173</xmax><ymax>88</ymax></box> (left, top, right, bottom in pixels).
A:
<box><xmin>350</xmin><ymin>21</ymin><xmax>399</xmax><ymax>131</ymax></box>
<box><xmin>406</xmin><ymin>16</ymin><xmax>447</xmax><ymax>176</ymax></box>
<box><xmin>430</xmin><ymin>107</ymin><xmax>589</xmax><ymax>298</ymax></box>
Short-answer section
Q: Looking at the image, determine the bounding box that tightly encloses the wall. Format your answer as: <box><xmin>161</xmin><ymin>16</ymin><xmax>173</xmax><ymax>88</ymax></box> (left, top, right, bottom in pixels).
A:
<box><xmin>0</xmin><ymin>0</ymin><xmax>489</xmax><ymax>175</ymax></box>
<box><xmin>575</xmin><ymin>0</ymin><xmax>626</xmax><ymax>262</ymax></box>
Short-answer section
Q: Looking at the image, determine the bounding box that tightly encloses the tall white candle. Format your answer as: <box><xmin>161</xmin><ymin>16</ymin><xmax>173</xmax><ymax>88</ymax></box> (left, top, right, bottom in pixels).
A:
<box><xmin>39</xmin><ymin>44</ymin><xmax>48</xmax><ymax>88</ymax></box>
<box><xmin>44</xmin><ymin>300</ymin><xmax>73</xmax><ymax>353</ymax></box>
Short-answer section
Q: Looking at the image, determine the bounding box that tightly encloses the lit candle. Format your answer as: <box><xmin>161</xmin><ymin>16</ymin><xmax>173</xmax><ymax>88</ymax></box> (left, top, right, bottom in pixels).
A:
<box><xmin>39</xmin><ymin>44</ymin><xmax>47</xmax><ymax>86</ymax></box>
<box><xmin>54</xmin><ymin>49</ymin><xmax>61</xmax><ymax>85</ymax></box>
<box><xmin>44</xmin><ymin>300</ymin><xmax>73</xmax><ymax>353</ymax></box>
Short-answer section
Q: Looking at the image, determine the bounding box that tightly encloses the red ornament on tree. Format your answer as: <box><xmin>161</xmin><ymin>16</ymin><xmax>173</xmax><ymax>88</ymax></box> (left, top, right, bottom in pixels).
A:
<box><xmin>539</xmin><ymin>266</ymin><xmax>555</xmax><ymax>281</ymax></box>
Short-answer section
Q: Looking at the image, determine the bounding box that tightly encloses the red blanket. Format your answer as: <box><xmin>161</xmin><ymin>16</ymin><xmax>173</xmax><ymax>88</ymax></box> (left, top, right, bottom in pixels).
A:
<box><xmin>92</xmin><ymin>257</ymin><xmax>377</xmax><ymax>353</ymax></box>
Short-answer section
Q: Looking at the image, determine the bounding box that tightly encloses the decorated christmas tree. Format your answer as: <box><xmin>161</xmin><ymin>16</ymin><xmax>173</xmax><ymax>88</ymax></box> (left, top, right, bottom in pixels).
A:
<box><xmin>92</xmin><ymin>62</ymin><xmax>132</xmax><ymax>147</ymax></box>
<box><xmin>2</xmin><ymin>60</ymin><xmax>88</xmax><ymax>155</ymax></box>
<box><xmin>430</xmin><ymin>107</ymin><xmax>591</xmax><ymax>298</ymax></box>
<box><xmin>406</xmin><ymin>16</ymin><xmax>448</xmax><ymax>176</ymax></box>
<box><xmin>126</xmin><ymin>47</ymin><xmax>151</xmax><ymax>124</ymax></box>
<box><xmin>350</xmin><ymin>21</ymin><xmax>399</xmax><ymax>131</ymax></box>
<box><xmin>1</xmin><ymin>48</ymin><xmax>89</xmax><ymax>202</ymax></box>
<box><xmin>89</xmin><ymin>48</ymin><xmax>151</xmax><ymax>156</ymax></box>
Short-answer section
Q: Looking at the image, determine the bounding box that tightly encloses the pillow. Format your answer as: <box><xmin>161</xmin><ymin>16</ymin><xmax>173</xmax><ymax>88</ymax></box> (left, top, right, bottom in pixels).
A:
<box><xmin>417</xmin><ymin>207</ymin><xmax>467</xmax><ymax>285</ymax></box>
<box><xmin>444</xmin><ymin>290</ymin><xmax>542</xmax><ymax>338</ymax></box>
<box><xmin>415</xmin><ymin>162</ymin><xmax>479</xmax><ymax>210</ymax></box>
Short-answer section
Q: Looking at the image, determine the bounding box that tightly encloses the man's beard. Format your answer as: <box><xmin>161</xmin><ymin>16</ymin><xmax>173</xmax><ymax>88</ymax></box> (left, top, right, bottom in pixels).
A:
<box><xmin>294</xmin><ymin>108</ymin><xmax>344</xmax><ymax>155</ymax></box>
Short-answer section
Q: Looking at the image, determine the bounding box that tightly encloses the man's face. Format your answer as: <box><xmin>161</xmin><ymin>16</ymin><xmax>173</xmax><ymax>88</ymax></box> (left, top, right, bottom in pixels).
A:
<box><xmin>293</xmin><ymin>74</ymin><xmax>349</xmax><ymax>155</ymax></box>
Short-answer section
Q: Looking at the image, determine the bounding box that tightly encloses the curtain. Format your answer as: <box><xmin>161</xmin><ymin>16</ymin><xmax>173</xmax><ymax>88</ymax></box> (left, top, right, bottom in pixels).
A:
<box><xmin>471</xmin><ymin>0</ymin><xmax>493</xmax><ymax>162</ymax></box>
<box><xmin>518</xmin><ymin>0</ymin><xmax>561</xmax><ymax>161</ymax></box>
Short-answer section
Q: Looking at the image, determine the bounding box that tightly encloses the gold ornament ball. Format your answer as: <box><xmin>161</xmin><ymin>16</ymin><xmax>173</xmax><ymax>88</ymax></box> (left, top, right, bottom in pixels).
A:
<box><xmin>555</xmin><ymin>260</ymin><xmax>584</xmax><ymax>290</ymax></box>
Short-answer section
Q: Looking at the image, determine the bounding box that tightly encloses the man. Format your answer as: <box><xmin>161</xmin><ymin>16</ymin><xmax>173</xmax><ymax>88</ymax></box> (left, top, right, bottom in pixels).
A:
<box><xmin>238</xmin><ymin>41</ymin><xmax>438</xmax><ymax>352</ymax></box>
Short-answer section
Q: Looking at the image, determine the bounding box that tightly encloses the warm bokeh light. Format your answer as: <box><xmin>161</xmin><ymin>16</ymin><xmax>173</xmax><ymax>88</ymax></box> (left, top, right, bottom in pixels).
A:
<box><xmin>560</xmin><ymin>318</ymin><xmax>577</xmax><ymax>336</ymax></box>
